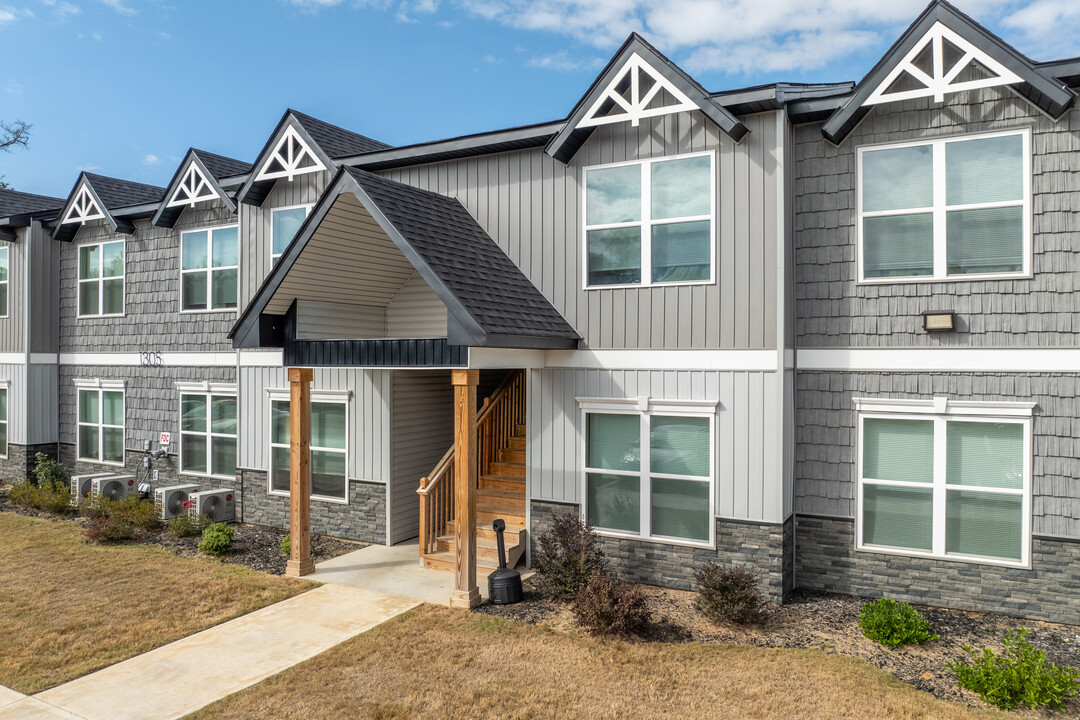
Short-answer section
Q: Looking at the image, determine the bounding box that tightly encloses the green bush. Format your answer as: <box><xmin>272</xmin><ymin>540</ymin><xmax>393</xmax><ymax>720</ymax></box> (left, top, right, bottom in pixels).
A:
<box><xmin>280</xmin><ymin>534</ymin><xmax>290</xmax><ymax>555</ymax></box>
<box><xmin>166</xmin><ymin>512</ymin><xmax>207</xmax><ymax>538</ymax></box>
<box><xmin>9</xmin><ymin>477</ymin><xmax>72</xmax><ymax>514</ymax></box>
<box><xmin>695</xmin><ymin>562</ymin><xmax>766</xmax><ymax>625</ymax></box>
<box><xmin>198</xmin><ymin>523</ymin><xmax>234</xmax><ymax>557</ymax></box>
<box><xmin>534</xmin><ymin>514</ymin><xmax>607</xmax><ymax>602</ymax></box>
<box><xmin>111</xmin><ymin>495</ymin><xmax>159</xmax><ymax>530</ymax></box>
<box><xmin>858</xmin><ymin>598</ymin><xmax>939</xmax><ymax>647</ymax></box>
<box><xmin>948</xmin><ymin>628</ymin><xmax>1080</xmax><ymax>710</ymax></box>
<box><xmin>83</xmin><ymin>514</ymin><xmax>135</xmax><ymax>543</ymax></box>
<box><xmin>572</xmin><ymin>572</ymin><xmax>651</xmax><ymax>637</ymax></box>
<box><xmin>31</xmin><ymin>452</ymin><xmax>68</xmax><ymax>490</ymax></box>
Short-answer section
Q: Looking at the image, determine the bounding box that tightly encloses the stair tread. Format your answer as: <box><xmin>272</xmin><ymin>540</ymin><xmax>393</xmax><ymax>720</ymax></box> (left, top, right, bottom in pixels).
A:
<box><xmin>476</xmin><ymin>487</ymin><xmax>526</xmax><ymax>498</ymax></box>
<box><xmin>423</xmin><ymin>549</ymin><xmax>503</xmax><ymax>569</ymax></box>
<box><xmin>481</xmin><ymin>473</ymin><xmax>525</xmax><ymax>482</ymax></box>
<box><xmin>437</xmin><ymin>533</ymin><xmax>522</xmax><ymax>549</ymax></box>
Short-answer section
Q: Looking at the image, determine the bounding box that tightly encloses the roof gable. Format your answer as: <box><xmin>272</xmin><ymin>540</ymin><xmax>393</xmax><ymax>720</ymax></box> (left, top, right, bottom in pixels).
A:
<box><xmin>152</xmin><ymin>149</ymin><xmax>245</xmax><ymax>228</ymax></box>
<box><xmin>546</xmin><ymin>34</ymin><xmax>748</xmax><ymax>164</ymax></box>
<box><xmin>822</xmin><ymin>0</ymin><xmax>1073</xmax><ymax>145</ymax></box>
<box><xmin>54</xmin><ymin>173</ymin><xmax>164</xmax><ymax>242</ymax></box>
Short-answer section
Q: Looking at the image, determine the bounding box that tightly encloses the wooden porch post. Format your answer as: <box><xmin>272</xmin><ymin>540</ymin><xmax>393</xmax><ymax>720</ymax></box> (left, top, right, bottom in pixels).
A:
<box><xmin>449</xmin><ymin>368</ymin><xmax>480</xmax><ymax>608</ymax></box>
<box><xmin>286</xmin><ymin>367</ymin><xmax>315</xmax><ymax>577</ymax></box>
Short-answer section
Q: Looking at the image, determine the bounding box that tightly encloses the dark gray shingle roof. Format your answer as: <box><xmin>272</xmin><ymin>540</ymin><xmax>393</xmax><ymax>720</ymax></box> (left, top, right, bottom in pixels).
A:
<box><xmin>0</xmin><ymin>188</ymin><xmax>64</xmax><ymax>217</ymax></box>
<box><xmin>345</xmin><ymin>166</ymin><xmax>578</xmax><ymax>342</ymax></box>
<box><xmin>83</xmin><ymin>173</ymin><xmax>165</xmax><ymax>209</ymax></box>
<box><xmin>291</xmin><ymin>110</ymin><xmax>392</xmax><ymax>159</ymax></box>
<box><xmin>192</xmin><ymin>149</ymin><xmax>251</xmax><ymax>180</ymax></box>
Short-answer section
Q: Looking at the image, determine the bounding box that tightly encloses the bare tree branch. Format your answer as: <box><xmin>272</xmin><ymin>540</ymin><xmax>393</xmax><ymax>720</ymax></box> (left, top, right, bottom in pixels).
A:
<box><xmin>0</xmin><ymin>120</ymin><xmax>31</xmax><ymax>153</ymax></box>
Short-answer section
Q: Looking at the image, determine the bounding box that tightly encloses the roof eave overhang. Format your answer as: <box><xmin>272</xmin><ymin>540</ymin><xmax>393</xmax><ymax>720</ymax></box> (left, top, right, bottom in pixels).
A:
<box><xmin>545</xmin><ymin>35</ymin><xmax>749</xmax><ymax>165</ymax></box>
<box><xmin>821</xmin><ymin>1</ymin><xmax>1074</xmax><ymax>145</ymax></box>
<box><xmin>53</xmin><ymin>174</ymin><xmax>135</xmax><ymax>242</ymax></box>
<box><xmin>151</xmin><ymin>150</ymin><xmax>239</xmax><ymax>228</ymax></box>
<box><xmin>235</xmin><ymin>112</ymin><xmax>336</xmax><ymax>208</ymax></box>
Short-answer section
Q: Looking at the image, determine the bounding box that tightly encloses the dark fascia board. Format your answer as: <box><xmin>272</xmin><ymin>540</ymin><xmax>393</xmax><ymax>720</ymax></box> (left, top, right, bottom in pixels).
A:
<box><xmin>151</xmin><ymin>149</ymin><xmax>238</xmax><ymax>228</ymax></box>
<box><xmin>1038</xmin><ymin>58</ymin><xmax>1080</xmax><ymax>86</ymax></box>
<box><xmin>0</xmin><ymin>208</ymin><xmax>60</xmax><ymax>229</ymax></box>
<box><xmin>0</xmin><ymin>227</ymin><xmax>17</xmax><ymax>242</ymax></box>
<box><xmin>341</xmin><ymin>120</ymin><xmax>565</xmax><ymax>171</ymax></box>
<box><xmin>52</xmin><ymin>173</ymin><xmax>131</xmax><ymax>243</ymax></box>
<box><xmin>235</xmin><ymin>111</ymin><xmax>337</xmax><ymax>207</ymax></box>
<box><xmin>822</xmin><ymin>0</ymin><xmax>1074</xmax><ymax>145</ymax></box>
<box><xmin>545</xmin><ymin>33</ymin><xmax>749</xmax><ymax>164</ymax></box>
<box><xmin>232</xmin><ymin>167</ymin><xmax>488</xmax><ymax>348</ymax></box>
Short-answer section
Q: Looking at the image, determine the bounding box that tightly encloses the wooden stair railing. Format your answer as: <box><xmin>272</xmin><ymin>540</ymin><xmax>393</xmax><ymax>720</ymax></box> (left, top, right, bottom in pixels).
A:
<box><xmin>418</xmin><ymin>370</ymin><xmax>525</xmax><ymax>560</ymax></box>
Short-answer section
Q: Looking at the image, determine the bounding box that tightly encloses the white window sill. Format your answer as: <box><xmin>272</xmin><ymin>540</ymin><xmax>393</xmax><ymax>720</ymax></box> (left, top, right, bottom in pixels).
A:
<box><xmin>584</xmin><ymin>278</ymin><xmax>716</xmax><ymax>292</ymax></box>
<box><xmin>595</xmin><ymin>527</ymin><xmax>714</xmax><ymax>551</ymax></box>
<box><xmin>78</xmin><ymin>314</ymin><xmax>126</xmax><ymax>320</ymax></box>
<box><xmin>268</xmin><ymin>489</ymin><xmax>349</xmax><ymax>505</ymax></box>
<box><xmin>179</xmin><ymin>308</ymin><xmax>239</xmax><ymax>316</ymax></box>
<box><xmin>857</xmin><ymin>271</ymin><xmax>1032</xmax><ymax>286</ymax></box>
<box><xmin>856</xmin><ymin>543</ymin><xmax>1030</xmax><ymax>570</ymax></box>
<box><xmin>78</xmin><ymin>457</ymin><xmax>126</xmax><ymax>468</ymax></box>
<box><xmin>180</xmin><ymin>470</ymin><xmax>236</xmax><ymax>481</ymax></box>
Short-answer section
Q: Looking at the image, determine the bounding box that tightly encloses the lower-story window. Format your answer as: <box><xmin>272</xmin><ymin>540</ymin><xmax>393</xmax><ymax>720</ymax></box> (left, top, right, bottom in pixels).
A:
<box><xmin>856</xmin><ymin>398</ymin><xmax>1032</xmax><ymax>566</ymax></box>
<box><xmin>269</xmin><ymin>397</ymin><xmax>348</xmax><ymax>502</ymax></box>
<box><xmin>180</xmin><ymin>391</ymin><xmax>237</xmax><ymax>478</ymax></box>
<box><xmin>582</xmin><ymin>401</ymin><xmax>715</xmax><ymax>545</ymax></box>
<box><xmin>0</xmin><ymin>384</ymin><xmax>8</xmax><ymax>458</ymax></box>
<box><xmin>77</xmin><ymin>384</ymin><xmax>124</xmax><ymax>464</ymax></box>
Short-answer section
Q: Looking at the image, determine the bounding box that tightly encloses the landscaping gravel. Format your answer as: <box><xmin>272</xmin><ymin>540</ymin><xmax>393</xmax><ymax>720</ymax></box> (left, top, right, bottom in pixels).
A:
<box><xmin>477</xmin><ymin>577</ymin><xmax>1080</xmax><ymax>717</ymax></box>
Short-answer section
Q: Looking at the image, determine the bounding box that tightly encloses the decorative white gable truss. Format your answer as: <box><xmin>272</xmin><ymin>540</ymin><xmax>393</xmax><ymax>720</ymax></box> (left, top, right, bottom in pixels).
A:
<box><xmin>254</xmin><ymin>125</ymin><xmax>327</xmax><ymax>183</ymax></box>
<box><xmin>62</xmin><ymin>183</ymin><xmax>105</xmax><ymax>225</ymax></box>
<box><xmin>578</xmin><ymin>53</ymin><xmax>699</xmax><ymax>128</ymax></box>
<box><xmin>166</xmin><ymin>161</ymin><xmax>218</xmax><ymax>208</ymax></box>
<box><xmin>866</xmin><ymin>21</ymin><xmax>1023</xmax><ymax>106</ymax></box>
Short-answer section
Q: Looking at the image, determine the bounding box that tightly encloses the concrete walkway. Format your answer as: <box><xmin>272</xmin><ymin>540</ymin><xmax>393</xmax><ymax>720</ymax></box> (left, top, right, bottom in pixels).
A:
<box><xmin>1</xmin><ymin>584</ymin><xmax>418</xmax><ymax>720</ymax></box>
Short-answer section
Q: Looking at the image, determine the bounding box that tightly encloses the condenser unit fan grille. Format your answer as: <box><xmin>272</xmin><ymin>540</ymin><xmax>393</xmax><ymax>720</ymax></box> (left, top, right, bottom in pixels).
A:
<box><xmin>100</xmin><ymin>480</ymin><xmax>124</xmax><ymax>501</ymax></box>
<box><xmin>202</xmin><ymin>495</ymin><xmax>223</xmax><ymax>522</ymax></box>
<box><xmin>166</xmin><ymin>491</ymin><xmax>188</xmax><ymax>516</ymax></box>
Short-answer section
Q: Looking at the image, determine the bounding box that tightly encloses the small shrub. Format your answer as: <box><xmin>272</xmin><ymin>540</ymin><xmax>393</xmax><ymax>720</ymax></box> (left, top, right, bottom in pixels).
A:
<box><xmin>572</xmin><ymin>572</ymin><xmax>651</xmax><ymax>637</ymax></box>
<box><xmin>534</xmin><ymin>514</ymin><xmax>607</xmax><ymax>602</ymax></box>
<box><xmin>9</xmin><ymin>479</ymin><xmax>38</xmax><ymax>508</ymax></box>
<box><xmin>111</xmin><ymin>495</ymin><xmax>159</xmax><ymax>530</ymax></box>
<box><xmin>166</xmin><ymin>512</ymin><xmax>207</xmax><ymax>538</ymax></box>
<box><xmin>198</xmin><ymin>522</ymin><xmax>234</xmax><ymax>557</ymax></box>
<box><xmin>858</xmin><ymin>598</ymin><xmax>938</xmax><ymax>647</ymax></box>
<box><xmin>948</xmin><ymin>628</ymin><xmax>1080</xmax><ymax>710</ymax></box>
<box><xmin>280</xmin><ymin>534</ymin><xmax>290</xmax><ymax>555</ymax></box>
<box><xmin>31</xmin><ymin>452</ymin><xmax>68</xmax><ymax>490</ymax></box>
<box><xmin>9</xmin><ymin>477</ymin><xmax>71</xmax><ymax>514</ymax></box>
<box><xmin>83</xmin><ymin>514</ymin><xmax>136</xmax><ymax>543</ymax></box>
<box><xmin>694</xmin><ymin>562</ymin><xmax>766</xmax><ymax>625</ymax></box>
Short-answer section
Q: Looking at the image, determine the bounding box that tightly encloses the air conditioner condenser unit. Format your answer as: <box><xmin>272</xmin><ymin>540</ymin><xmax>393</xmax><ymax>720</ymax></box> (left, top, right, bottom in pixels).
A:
<box><xmin>70</xmin><ymin>473</ymin><xmax>115</xmax><ymax>505</ymax></box>
<box><xmin>91</xmin><ymin>475</ymin><xmax>135</xmax><ymax>502</ymax></box>
<box><xmin>154</xmin><ymin>484</ymin><xmax>200</xmax><ymax>520</ymax></box>
<box><xmin>187</xmin><ymin>489</ymin><xmax>235</xmax><ymax>523</ymax></box>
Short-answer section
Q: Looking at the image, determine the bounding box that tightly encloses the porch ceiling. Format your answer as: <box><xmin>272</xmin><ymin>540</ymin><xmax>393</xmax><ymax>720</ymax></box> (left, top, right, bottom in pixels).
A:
<box><xmin>265</xmin><ymin>193</ymin><xmax>418</xmax><ymax>314</ymax></box>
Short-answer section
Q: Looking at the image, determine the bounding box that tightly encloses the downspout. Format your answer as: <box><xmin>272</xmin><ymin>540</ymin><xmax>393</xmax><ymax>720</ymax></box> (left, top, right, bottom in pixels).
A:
<box><xmin>24</xmin><ymin>223</ymin><xmax>32</xmax><ymax>468</ymax></box>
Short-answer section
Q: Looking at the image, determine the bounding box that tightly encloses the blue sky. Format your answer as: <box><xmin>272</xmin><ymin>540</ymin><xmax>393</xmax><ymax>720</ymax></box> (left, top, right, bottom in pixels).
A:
<box><xmin>0</xmin><ymin>0</ymin><xmax>1075</xmax><ymax>198</ymax></box>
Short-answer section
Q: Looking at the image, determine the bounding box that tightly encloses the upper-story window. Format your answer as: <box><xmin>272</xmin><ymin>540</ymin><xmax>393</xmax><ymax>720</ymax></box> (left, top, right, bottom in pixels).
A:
<box><xmin>858</xmin><ymin>129</ymin><xmax>1030</xmax><ymax>282</ymax></box>
<box><xmin>0</xmin><ymin>247</ymin><xmax>9</xmax><ymax>318</ymax></box>
<box><xmin>584</xmin><ymin>152</ymin><xmax>714</xmax><ymax>288</ymax></box>
<box><xmin>78</xmin><ymin>241</ymin><xmax>124</xmax><ymax>317</ymax></box>
<box><xmin>181</xmin><ymin>226</ymin><xmax>238</xmax><ymax>312</ymax></box>
<box><xmin>272</xmin><ymin>205</ymin><xmax>310</xmax><ymax>264</ymax></box>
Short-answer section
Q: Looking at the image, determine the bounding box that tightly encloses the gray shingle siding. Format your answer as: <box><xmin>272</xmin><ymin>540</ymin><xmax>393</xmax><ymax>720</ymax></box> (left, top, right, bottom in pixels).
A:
<box><xmin>795</xmin><ymin>371</ymin><xmax>1080</xmax><ymax>538</ymax></box>
<box><xmin>794</xmin><ymin>85</ymin><xmax>1080</xmax><ymax>348</ymax></box>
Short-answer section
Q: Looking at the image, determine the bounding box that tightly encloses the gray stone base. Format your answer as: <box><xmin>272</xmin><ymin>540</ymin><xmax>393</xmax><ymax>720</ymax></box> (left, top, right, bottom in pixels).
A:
<box><xmin>0</xmin><ymin>442</ymin><xmax>60</xmax><ymax>481</ymax></box>
<box><xmin>530</xmin><ymin>500</ymin><xmax>793</xmax><ymax>603</ymax></box>
<box><xmin>58</xmin><ymin>442</ymin><xmax>220</xmax><ymax>495</ymax></box>
<box><xmin>238</xmin><ymin>469</ymin><xmax>386</xmax><ymax>544</ymax></box>
<box><xmin>796</xmin><ymin>515</ymin><xmax>1080</xmax><ymax>625</ymax></box>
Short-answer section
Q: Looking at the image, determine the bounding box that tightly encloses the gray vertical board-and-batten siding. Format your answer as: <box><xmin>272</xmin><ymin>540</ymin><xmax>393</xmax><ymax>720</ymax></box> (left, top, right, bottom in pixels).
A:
<box><xmin>0</xmin><ymin>227</ymin><xmax>28</xmax><ymax>353</ymax></box>
<box><xmin>236</xmin><ymin>364</ymin><xmax>391</xmax><ymax>484</ymax></box>
<box><xmin>389</xmin><ymin>370</ymin><xmax>454</xmax><ymax>544</ymax></box>
<box><xmin>795</xmin><ymin>370</ymin><xmax>1080</xmax><ymax>539</ymax></box>
<box><xmin>379</xmin><ymin>110</ymin><xmax>783</xmax><ymax>351</ymax></box>
<box><xmin>794</xmin><ymin>85</ymin><xmax>1080</xmax><ymax>348</ymax></box>
<box><xmin>527</xmin><ymin>367</ymin><xmax>783</xmax><ymax>524</ymax></box>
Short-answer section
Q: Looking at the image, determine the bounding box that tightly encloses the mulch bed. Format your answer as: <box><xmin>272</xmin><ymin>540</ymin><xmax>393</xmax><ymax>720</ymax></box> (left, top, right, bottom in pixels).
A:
<box><xmin>0</xmin><ymin>484</ymin><xmax>360</xmax><ymax>575</ymax></box>
<box><xmin>477</xmin><ymin>577</ymin><xmax>1080</xmax><ymax>717</ymax></box>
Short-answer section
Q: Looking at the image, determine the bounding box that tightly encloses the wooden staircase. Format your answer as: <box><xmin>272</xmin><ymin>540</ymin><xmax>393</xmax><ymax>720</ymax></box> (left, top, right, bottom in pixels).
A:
<box><xmin>418</xmin><ymin>372</ymin><xmax>527</xmax><ymax>573</ymax></box>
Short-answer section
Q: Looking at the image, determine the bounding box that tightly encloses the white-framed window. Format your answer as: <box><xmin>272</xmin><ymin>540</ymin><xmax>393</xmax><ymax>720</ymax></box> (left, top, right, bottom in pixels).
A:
<box><xmin>583</xmin><ymin>151</ymin><xmax>714</xmax><ymax>289</ymax></box>
<box><xmin>78</xmin><ymin>240</ymin><xmax>125</xmax><ymax>317</ymax></box>
<box><xmin>0</xmin><ymin>247</ymin><xmax>9</xmax><ymax>318</ymax></box>
<box><xmin>855</xmin><ymin>397</ymin><xmax>1033</xmax><ymax>567</ymax></box>
<box><xmin>857</xmin><ymin>128</ymin><xmax>1031</xmax><ymax>283</ymax></box>
<box><xmin>268</xmin><ymin>389</ymin><xmax>349</xmax><ymax>503</ymax></box>
<box><xmin>579</xmin><ymin>397</ymin><xmax>716</xmax><ymax>546</ymax></box>
<box><xmin>76</xmin><ymin>380</ymin><xmax>125</xmax><ymax>465</ymax></box>
<box><xmin>181</xmin><ymin>225</ymin><xmax>238</xmax><ymax>312</ymax></box>
<box><xmin>0</xmin><ymin>381</ymin><xmax>9</xmax><ymax>458</ymax></box>
<box><xmin>178</xmin><ymin>385</ymin><xmax>237</xmax><ymax>478</ymax></box>
<box><xmin>271</xmin><ymin>205</ymin><xmax>311</xmax><ymax>263</ymax></box>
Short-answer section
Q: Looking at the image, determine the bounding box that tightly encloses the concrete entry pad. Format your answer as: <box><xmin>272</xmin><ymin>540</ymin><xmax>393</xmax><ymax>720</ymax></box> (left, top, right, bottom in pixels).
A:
<box><xmin>309</xmin><ymin>541</ymin><xmax>531</xmax><ymax>606</ymax></box>
<box><xmin>32</xmin><ymin>584</ymin><xmax>418</xmax><ymax>720</ymax></box>
<box><xmin>0</xmin><ymin>685</ymin><xmax>26</xmax><ymax>709</ymax></box>
<box><xmin>0</xmin><ymin>697</ymin><xmax>84</xmax><ymax>720</ymax></box>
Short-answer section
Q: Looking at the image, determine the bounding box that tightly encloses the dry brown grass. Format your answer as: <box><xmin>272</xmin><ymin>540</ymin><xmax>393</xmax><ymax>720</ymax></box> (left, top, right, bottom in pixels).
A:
<box><xmin>186</xmin><ymin>605</ymin><xmax>1006</xmax><ymax>720</ymax></box>
<box><xmin>0</xmin><ymin>512</ymin><xmax>313</xmax><ymax>694</ymax></box>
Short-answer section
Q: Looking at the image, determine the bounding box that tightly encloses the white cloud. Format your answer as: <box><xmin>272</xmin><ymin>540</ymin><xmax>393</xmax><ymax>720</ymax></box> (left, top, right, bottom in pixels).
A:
<box><xmin>5</xmin><ymin>80</ymin><xmax>22</xmax><ymax>94</ymax></box>
<box><xmin>1001</xmin><ymin>0</ymin><xmax>1080</xmax><ymax>57</ymax></box>
<box><xmin>0</xmin><ymin>4</ymin><xmax>34</xmax><ymax>26</ymax></box>
<box><xmin>50</xmin><ymin>2</ymin><xmax>81</xmax><ymax>22</ymax></box>
<box><xmin>143</xmin><ymin>154</ymin><xmax>160</xmax><ymax>165</ymax></box>
<box><xmin>99</xmin><ymin>0</ymin><xmax>134</xmax><ymax>14</ymax></box>
<box><xmin>91</xmin><ymin>29</ymin><xmax>101</xmax><ymax>39</ymax></box>
<box><xmin>526</xmin><ymin>50</ymin><xmax>602</xmax><ymax>72</ymax></box>
<box><xmin>76</xmin><ymin>164</ymin><xmax>100</xmax><ymax>172</ymax></box>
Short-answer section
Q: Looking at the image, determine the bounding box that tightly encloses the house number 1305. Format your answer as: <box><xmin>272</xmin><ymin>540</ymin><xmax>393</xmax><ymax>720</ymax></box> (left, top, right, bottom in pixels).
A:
<box><xmin>140</xmin><ymin>352</ymin><xmax>163</xmax><ymax>367</ymax></box>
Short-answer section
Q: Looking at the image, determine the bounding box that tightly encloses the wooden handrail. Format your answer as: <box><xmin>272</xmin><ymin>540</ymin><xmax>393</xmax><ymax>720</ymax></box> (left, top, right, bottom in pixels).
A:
<box><xmin>417</xmin><ymin>370</ymin><xmax>525</xmax><ymax>559</ymax></box>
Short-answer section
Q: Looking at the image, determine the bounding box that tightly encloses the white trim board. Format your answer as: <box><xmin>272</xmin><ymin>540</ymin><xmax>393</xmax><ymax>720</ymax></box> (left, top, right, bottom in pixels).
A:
<box><xmin>61</xmin><ymin>352</ymin><xmax>238</xmax><ymax>367</ymax></box>
<box><xmin>798</xmin><ymin>347</ymin><xmax>1080</xmax><ymax>373</ymax></box>
<box><xmin>542</xmin><ymin>349</ymin><xmax>777</xmax><ymax>371</ymax></box>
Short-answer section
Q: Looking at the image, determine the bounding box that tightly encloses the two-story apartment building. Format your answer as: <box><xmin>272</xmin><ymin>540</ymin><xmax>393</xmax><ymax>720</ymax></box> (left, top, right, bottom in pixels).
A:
<box><xmin>2</xmin><ymin>0</ymin><xmax>1078</xmax><ymax>622</ymax></box>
